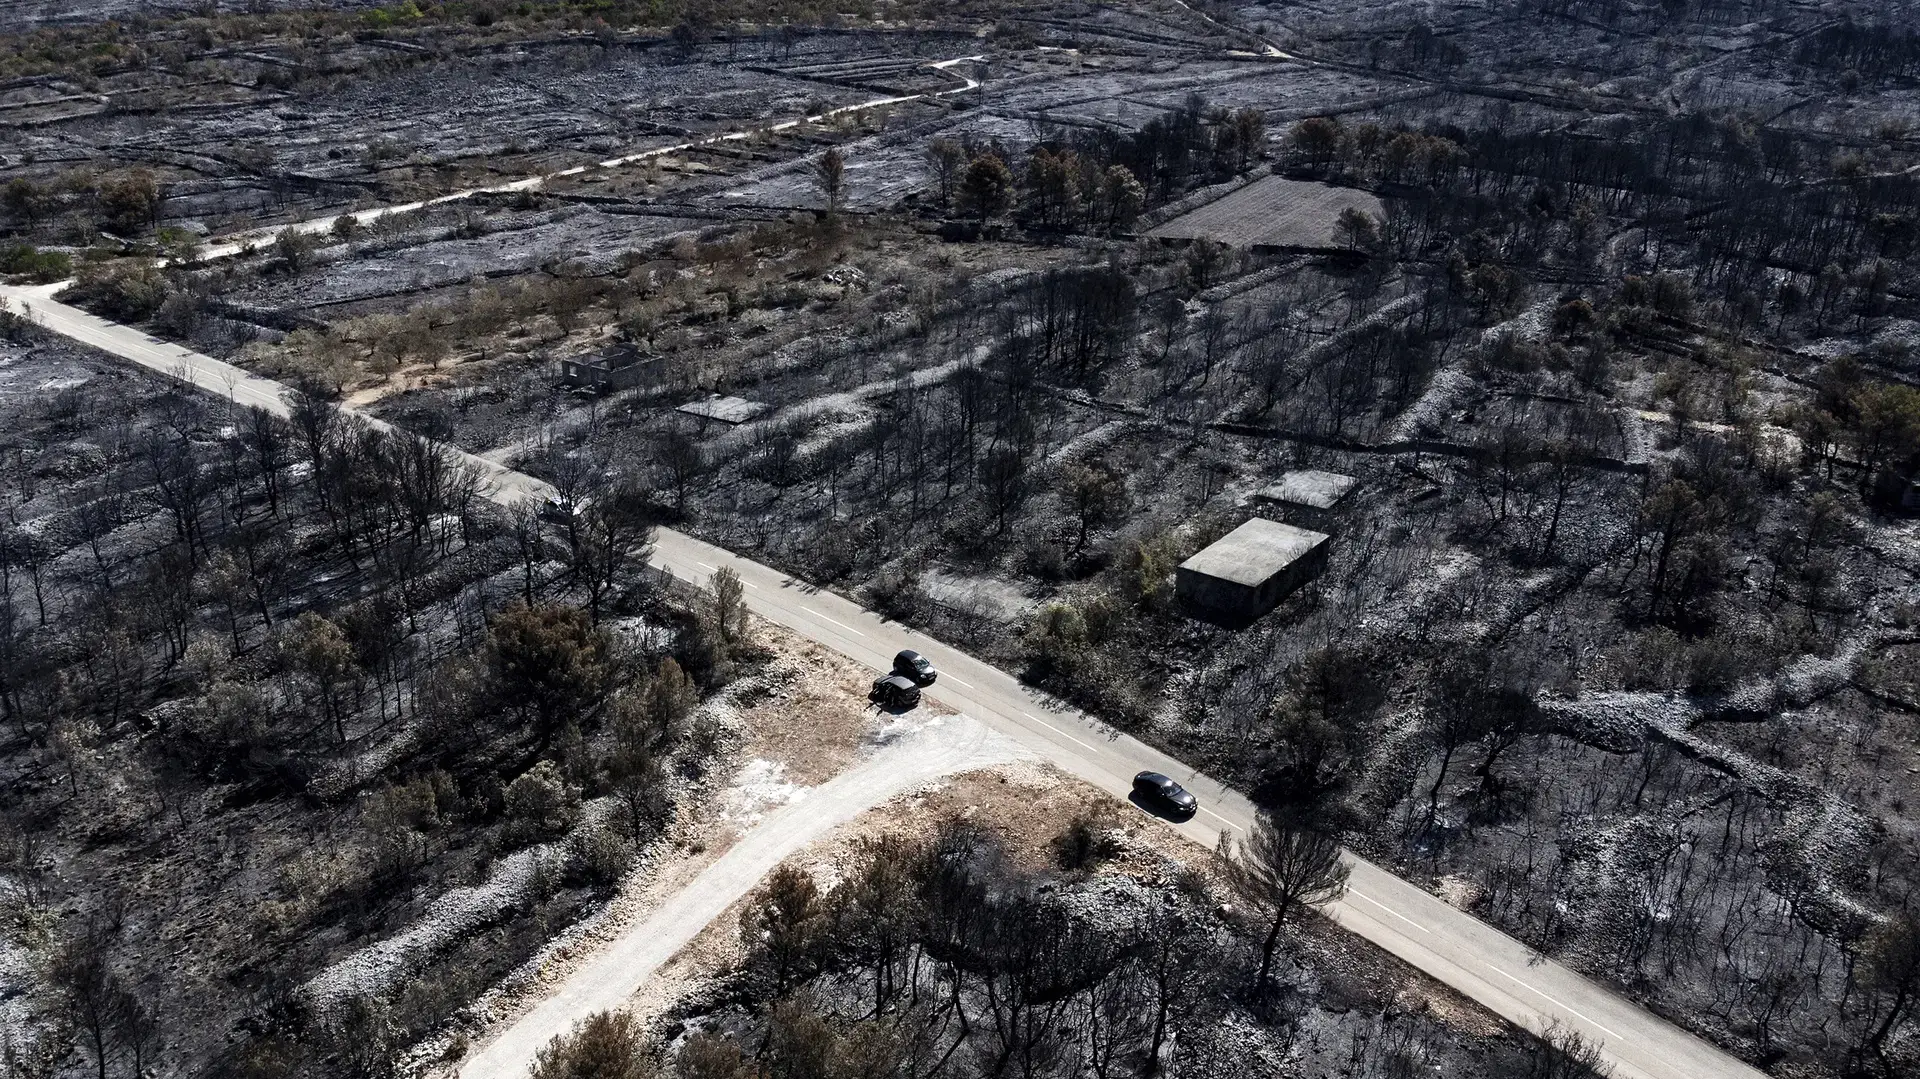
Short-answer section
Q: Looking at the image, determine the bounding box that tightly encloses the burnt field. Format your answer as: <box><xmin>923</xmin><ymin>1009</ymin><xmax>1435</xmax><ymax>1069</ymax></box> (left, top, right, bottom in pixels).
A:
<box><xmin>0</xmin><ymin>326</ymin><xmax>685</xmax><ymax>1076</ymax></box>
<box><xmin>0</xmin><ymin>34</ymin><xmax>928</xmax><ymax>239</ymax></box>
<box><xmin>5</xmin><ymin>2</ymin><xmax>1920</xmax><ymax>1078</ymax></box>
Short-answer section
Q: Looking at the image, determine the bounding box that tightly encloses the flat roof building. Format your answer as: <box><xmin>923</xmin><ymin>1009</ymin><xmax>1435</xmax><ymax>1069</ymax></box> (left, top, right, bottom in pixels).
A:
<box><xmin>676</xmin><ymin>394</ymin><xmax>771</xmax><ymax>425</ymax></box>
<box><xmin>1177</xmin><ymin>517</ymin><xmax>1330</xmax><ymax>625</ymax></box>
<box><xmin>1258</xmin><ymin>469</ymin><xmax>1357</xmax><ymax>510</ymax></box>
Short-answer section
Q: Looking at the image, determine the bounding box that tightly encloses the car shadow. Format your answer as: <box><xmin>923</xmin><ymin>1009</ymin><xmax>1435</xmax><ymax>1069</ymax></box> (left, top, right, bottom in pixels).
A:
<box><xmin>870</xmin><ymin>701</ymin><xmax>920</xmax><ymax>716</ymax></box>
<box><xmin>1128</xmin><ymin>791</ymin><xmax>1198</xmax><ymax>823</ymax></box>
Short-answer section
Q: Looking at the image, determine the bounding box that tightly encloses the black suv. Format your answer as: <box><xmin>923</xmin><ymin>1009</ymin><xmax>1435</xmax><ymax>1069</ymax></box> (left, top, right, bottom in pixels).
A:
<box><xmin>1131</xmin><ymin>771</ymin><xmax>1198</xmax><ymax>817</ymax></box>
<box><xmin>892</xmin><ymin>649</ymin><xmax>938</xmax><ymax>685</ymax></box>
<box><xmin>870</xmin><ymin>674</ymin><xmax>922</xmax><ymax>709</ymax></box>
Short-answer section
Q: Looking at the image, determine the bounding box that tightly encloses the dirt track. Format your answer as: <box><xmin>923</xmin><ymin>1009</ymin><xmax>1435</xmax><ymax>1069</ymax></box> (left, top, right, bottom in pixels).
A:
<box><xmin>454</xmin><ymin>713</ymin><xmax>1029</xmax><ymax>1079</ymax></box>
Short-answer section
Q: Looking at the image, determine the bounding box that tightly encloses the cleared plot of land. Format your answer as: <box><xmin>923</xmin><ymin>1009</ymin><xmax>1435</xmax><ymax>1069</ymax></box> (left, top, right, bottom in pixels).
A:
<box><xmin>1148</xmin><ymin>173</ymin><xmax>1383</xmax><ymax>249</ymax></box>
<box><xmin>996</xmin><ymin>58</ymin><xmax>1414</xmax><ymax>127</ymax></box>
<box><xmin>217</xmin><ymin>206</ymin><xmax>711</xmax><ymax>312</ymax></box>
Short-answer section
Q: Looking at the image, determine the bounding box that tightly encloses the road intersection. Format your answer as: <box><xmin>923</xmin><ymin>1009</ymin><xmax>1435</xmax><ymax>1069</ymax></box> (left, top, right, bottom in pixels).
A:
<box><xmin>1</xmin><ymin>281</ymin><xmax>1766</xmax><ymax>1079</ymax></box>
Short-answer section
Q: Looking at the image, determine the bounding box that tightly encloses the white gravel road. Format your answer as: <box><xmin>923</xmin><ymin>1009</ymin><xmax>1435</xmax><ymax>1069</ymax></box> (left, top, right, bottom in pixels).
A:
<box><xmin>455</xmin><ymin>713</ymin><xmax>1028</xmax><ymax>1079</ymax></box>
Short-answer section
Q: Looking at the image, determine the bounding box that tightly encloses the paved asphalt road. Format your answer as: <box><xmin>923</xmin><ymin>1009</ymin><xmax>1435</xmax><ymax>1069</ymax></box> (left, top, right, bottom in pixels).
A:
<box><xmin>0</xmin><ymin>288</ymin><xmax>1768</xmax><ymax>1079</ymax></box>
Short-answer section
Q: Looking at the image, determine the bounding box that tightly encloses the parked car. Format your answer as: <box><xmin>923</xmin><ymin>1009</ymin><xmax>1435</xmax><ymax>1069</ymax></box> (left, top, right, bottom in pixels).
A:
<box><xmin>892</xmin><ymin>648</ymin><xmax>937</xmax><ymax>685</ymax></box>
<box><xmin>537</xmin><ymin>495</ymin><xmax>584</xmax><ymax>523</ymax></box>
<box><xmin>1132</xmin><ymin>771</ymin><xmax>1198</xmax><ymax>817</ymax></box>
<box><xmin>870</xmin><ymin>674</ymin><xmax>922</xmax><ymax>709</ymax></box>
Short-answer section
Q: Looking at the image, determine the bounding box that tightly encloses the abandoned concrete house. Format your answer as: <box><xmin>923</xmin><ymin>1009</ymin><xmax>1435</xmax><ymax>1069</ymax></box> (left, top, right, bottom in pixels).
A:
<box><xmin>560</xmin><ymin>342</ymin><xmax>661</xmax><ymax>394</ymax></box>
<box><xmin>1176</xmin><ymin>517</ymin><xmax>1331</xmax><ymax>624</ymax></box>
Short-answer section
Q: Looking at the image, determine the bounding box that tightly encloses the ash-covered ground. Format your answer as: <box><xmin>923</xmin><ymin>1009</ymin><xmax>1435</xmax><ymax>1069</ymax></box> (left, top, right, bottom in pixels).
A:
<box><xmin>5</xmin><ymin>1</ymin><xmax>1920</xmax><ymax>1077</ymax></box>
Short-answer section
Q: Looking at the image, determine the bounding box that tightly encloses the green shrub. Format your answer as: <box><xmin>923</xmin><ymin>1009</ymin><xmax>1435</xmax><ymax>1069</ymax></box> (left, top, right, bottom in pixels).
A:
<box><xmin>502</xmin><ymin>761</ymin><xmax>582</xmax><ymax>848</ymax></box>
<box><xmin>63</xmin><ymin>258</ymin><xmax>170</xmax><ymax>321</ymax></box>
<box><xmin>531</xmin><ymin>1011</ymin><xmax>651</xmax><ymax>1079</ymax></box>
<box><xmin>0</xmin><ymin>243</ymin><xmax>72</xmax><ymax>283</ymax></box>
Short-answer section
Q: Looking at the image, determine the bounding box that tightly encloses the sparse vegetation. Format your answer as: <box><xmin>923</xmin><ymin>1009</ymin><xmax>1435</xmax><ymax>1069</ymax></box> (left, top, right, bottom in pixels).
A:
<box><xmin>683</xmin><ymin>816</ymin><xmax>1609</xmax><ymax>1079</ymax></box>
<box><xmin>5</xmin><ymin>1</ymin><xmax>1920</xmax><ymax>1077</ymax></box>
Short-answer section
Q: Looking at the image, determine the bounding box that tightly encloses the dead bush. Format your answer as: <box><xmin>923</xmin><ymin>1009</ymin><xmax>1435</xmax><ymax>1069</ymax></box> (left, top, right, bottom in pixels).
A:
<box><xmin>1052</xmin><ymin>813</ymin><xmax>1122</xmax><ymax>872</ymax></box>
<box><xmin>567</xmin><ymin>823</ymin><xmax>633</xmax><ymax>888</ymax></box>
<box><xmin>863</xmin><ymin>562</ymin><xmax>926</xmax><ymax>620</ymax></box>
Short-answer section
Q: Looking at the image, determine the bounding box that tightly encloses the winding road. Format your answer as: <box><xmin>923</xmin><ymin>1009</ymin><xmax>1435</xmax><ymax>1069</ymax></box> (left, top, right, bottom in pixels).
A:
<box><xmin>0</xmin><ymin>279</ymin><xmax>1768</xmax><ymax>1079</ymax></box>
<box><xmin>0</xmin><ymin>44</ymin><xmax>1770</xmax><ymax>1079</ymax></box>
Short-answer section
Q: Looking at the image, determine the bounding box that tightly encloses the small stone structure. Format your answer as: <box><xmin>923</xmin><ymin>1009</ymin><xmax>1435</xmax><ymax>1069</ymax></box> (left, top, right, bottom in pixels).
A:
<box><xmin>1258</xmin><ymin>469</ymin><xmax>1358</xmax><ymax>510</ymax></box>
<box><xmin>560</xmin><ymin>343</ymin><xmax>660</xmax><ymax>394</ymax></box>
<box><xmin>1176</xmin><ymin>517</ymin><xmax>1330</xmax><ymax>624</ymax></box>
<box><xmin>676</xmin><ymin>394</ymin><xmax>771</xmax><ymax>424</ymax></box>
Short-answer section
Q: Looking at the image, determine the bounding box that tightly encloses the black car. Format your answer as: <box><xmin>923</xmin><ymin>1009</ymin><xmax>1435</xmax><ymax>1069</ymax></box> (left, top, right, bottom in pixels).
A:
<box><xmin>1132</xmin><ymin>771</ymin><xmax>1198</xmax><ymax>817</ymax></box>
<box><xmin>870</xmin><ymin>674</ymin><xmax>922</xmax><ymax>709</ymax></box>
<box><xmin>892</xmin><ymin>648</ymin><xmax>938</xmax><ymax>685</ymax></box>
<box><xmin>537</xmin><ymin>495</ymin><xmax>584</xmax><ymax>523</ymax></box>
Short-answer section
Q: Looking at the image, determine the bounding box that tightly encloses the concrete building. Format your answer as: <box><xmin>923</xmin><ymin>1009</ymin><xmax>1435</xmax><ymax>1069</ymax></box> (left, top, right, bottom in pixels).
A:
<box><xmin>1258</xmin><ymin>469</ymin><xmax>1357</xmax><ymax>510</ymax></box>
<box><xmin>560</xmin><ymin>343</ymin><xmax>660</xmax><ymax>394</ymax></box>
<box><xmin>1176</xmin><ymin>517</ymin><xmax>1330</xmax><ymax>624</ymax></box>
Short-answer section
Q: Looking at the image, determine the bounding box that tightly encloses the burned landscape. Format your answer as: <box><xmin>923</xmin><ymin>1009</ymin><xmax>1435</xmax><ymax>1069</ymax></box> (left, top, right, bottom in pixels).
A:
<box><xmin>2</xmin><ymin>2</ymin><xmax>1920</xmax><ymax>1079</ymax></box>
